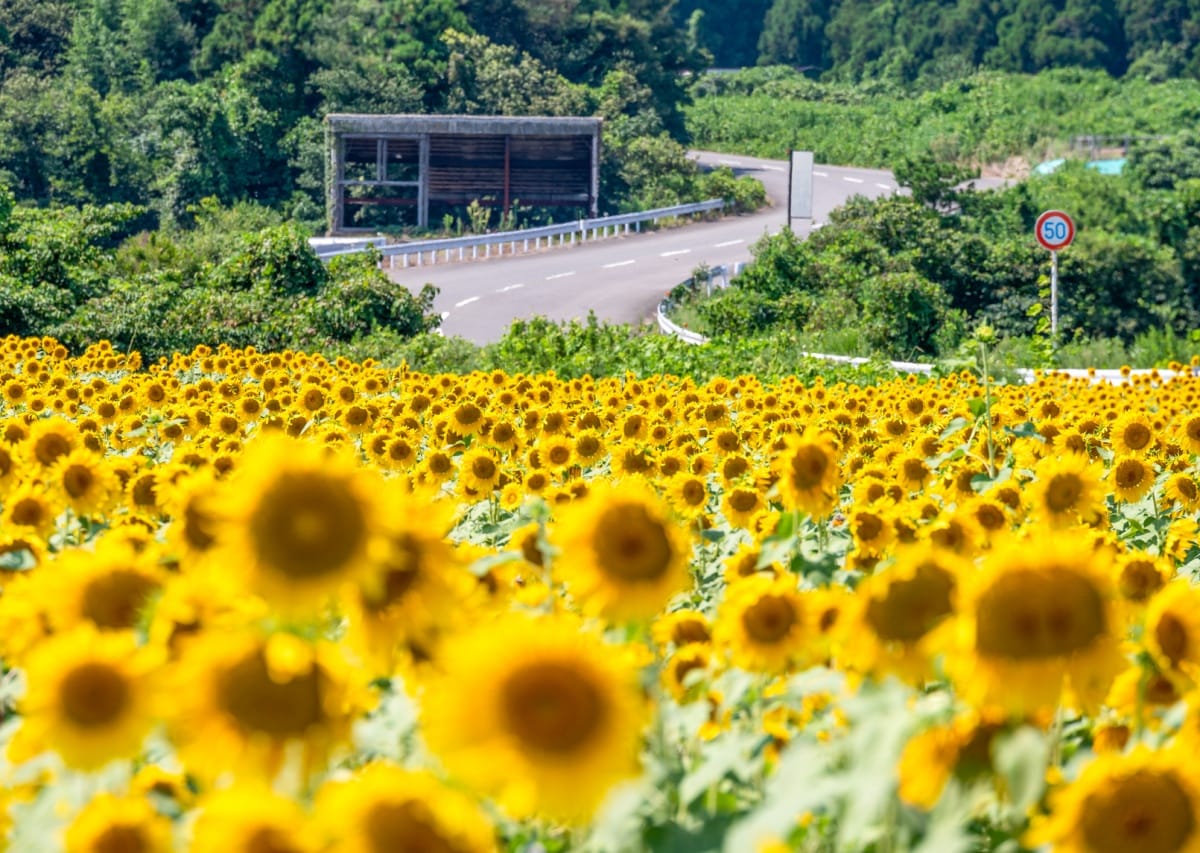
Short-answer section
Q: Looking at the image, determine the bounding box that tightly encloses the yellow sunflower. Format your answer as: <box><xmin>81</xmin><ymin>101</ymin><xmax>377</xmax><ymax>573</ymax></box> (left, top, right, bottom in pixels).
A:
<box><xmin>1027</xmin><ymin>746</ymin><xmax>1200</xmax><ymax>853</ymax></box>
<box><xmin>168</xmin><ymin>630</ymin><xmax>372</xmax><ymax>784</ymax></box>
<box><xmin>9</xmin><ymin>627</ymin><xmax>161</xmax><ymax>770</ymax></box>
<box><xmin>897</xmin><ymin>710</ymin><xmax>1006</xmax><ymax>811</ymax></box>
<box><xmin>549</xmin><ymin>479</ymin><xmax>692</xmax><ymax>622</ymax></box>
<box><xmin>771</xmin><ymin>429</ymin><xmax>843</xmax><ymax>517</ymax></box>
<box><xmin>651</xmin><ymin>608</ymin><xmax>712</xmax><ymax>650</ymax></box>
<box><xmin>714</xmin><ymin>574</ymin><xmax>813</xmax><ymax>675</ymax></box>
<box><xmin>666</xmin><ymin>473</ymin><xmax>710</xmax><ymax>520</ymax></box>
<box><xmin>212</xmin><ymin>435</ymin><xmax>390</xmax><ymax>616</ymax></box>
<box><xmin>841</xmin><ymin>543</ymin><xmax>961</xmax><ymax>686</ymax></box>
<box><xmin>45</xmin><ymin>540</ymin><xmax>165</xmax><ymax>634</ymax></box>
<box><xmin>314</xmin><ymin>763</ymin><xmax>497</xmax><ymax>853</ymax></box>
<box><xmin>1029</xmin><ymin>453</ymin><xmax>1105</xmax><ymax>528</ymax></box>
<box><xmin>26</xmin><ymin>416</ymin><xmax>79</xmax><ymax>468</ymax></box>
<box><xmin>1110</xmin><ymin>411</ymin><xmax>1157</xmax><ymax>456</ymax></box>
<box><xmin>421</xmin><ymin>613</ymin><xmax>648</xmax><ymax>824</ymax></box>
<box><xmin>661</xmin><ymin>642</ymin><xmax>715</xmax><ymax>703</ymax></box>
<box><xmin>946</xmin><ymin>532</ymin><xmax>1125</xmax><ymax>716</ymax></box>
<box><xmin>459</xmin><ymin>446</ymin><xmax>503</xmax><ymax>494</ymax></box>
<box><xmin>50</xmin><ymin>449</ymin><xmax>117</xmax><ymax>517</ymax></box>
<box><xmin>64</xmin><ymin>793</ymin><xmax>173</xmax><ymax>853</ymax></box>
<box><xmin>1145</xmin><ymin>582</ymin><xmax>1200</xmax><ymax>686</ymax></box>
<box><xmin>189</xmin><ymin>783</ymin><xmax>319</xmax><ymax>853</ymax></box>
<box><xmin>1111</xmin><ymin>454</ymin><xmax>1156</xmax><ymax>503</ymax></box>
<box><xmin>1</xmin><ymin>482</ymin><xmax>58</xmax><ymax>537</ymax></box>
<box><xmin>721</xmin><ymin>484</ymin><xmax>767</xmax><ymax>529</ymax></box>
<box><xmin>341</xmin><ymin>500</ymin><xmax>477</xmax><ymax>677</ymax></box>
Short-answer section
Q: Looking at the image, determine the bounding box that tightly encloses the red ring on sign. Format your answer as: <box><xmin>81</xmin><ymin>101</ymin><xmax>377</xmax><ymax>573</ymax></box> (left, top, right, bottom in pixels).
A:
<box><xmin>1035</xmin><ymin>210</ymin><xmax>1075</xmax><ymax>251</ymax></box>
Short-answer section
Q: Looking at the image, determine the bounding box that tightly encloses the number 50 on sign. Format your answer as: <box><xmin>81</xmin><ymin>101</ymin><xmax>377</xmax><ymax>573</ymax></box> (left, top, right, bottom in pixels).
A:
<box><xmin>1035</xmin><ymin>210</ymin><xmax>1075</xmax><ymax>336</ymax></box>
<box><xmin>1036</xmin><ymin>210</ymin><xmax>1075</xmax><ymax>251</ymax></box>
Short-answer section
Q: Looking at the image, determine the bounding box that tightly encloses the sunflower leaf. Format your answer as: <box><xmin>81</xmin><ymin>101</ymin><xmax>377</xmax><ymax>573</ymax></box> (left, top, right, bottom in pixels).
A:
<box><xmin>993</xmin><ymin>726</ymin><xmax>1049</xmax><ymax>815</ymax></box>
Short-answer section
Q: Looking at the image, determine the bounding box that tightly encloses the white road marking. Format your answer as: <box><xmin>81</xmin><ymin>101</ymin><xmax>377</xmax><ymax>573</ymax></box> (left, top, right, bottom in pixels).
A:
<box><xmin>454</xmin><ymin>296</ymin><xmax>480</xmax><ymax>307</ymax></box>
<box><xmin>718</xmin><ymin>159</ymin><xmax>743</xmax><ymax>166</ymax></box>
<box><xmin>603</xmin><ymin>260</ymin><xmax>636</xmax><ymax>269</ymax></box>
<box><xmin>876</xmin><ymin>183</ymin><xmax>892</xmax><ymax>189</ymax></box>
<box><xmin>811</xmin><ymin>223</ymin><xmax>824</xmax><ymax>230</ymax></box>
<box><xmin>440</xmin><ymin>311</ymin><xmax>450</xmax><ymax>319</ymax></box>
<box><xmin>660</xmin><ymin>249</ymin><xmax>691</xmax><ymax>257</ymax></box>
<box><xmin>546</xmin><ymin>271</ymin><xmax>575</xmax><ymax>280</ymax></box>
<box><xmin>814</xmin><ymin>170</ymin><xmax>828</xmax><ymax>177</ymax></box>
<box><xmin>496</xmin><ymin>283</ymin><xmax>525</xmax><ymax>292</ymax></box>
<box><xmin>844</xmin><ymin>177</ymin><xmax>864</xmax><ymax>184</ymax></box>
<box><xmin>761</xmin><ymin>165</ymin><xmax>783</xmax><ymax>172</ymax></box>
<box><xmin>715</xmin><ymin>239</ymin><xmax>745</xmax><ymax>248</ymax></box>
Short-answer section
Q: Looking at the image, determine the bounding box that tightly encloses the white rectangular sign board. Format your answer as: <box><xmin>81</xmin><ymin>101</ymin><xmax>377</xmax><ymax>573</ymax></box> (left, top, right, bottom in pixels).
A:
<box><xmin>789</xmin><ymin>150</ymin><xmax>814</xmax><ymax>220</ymax></box>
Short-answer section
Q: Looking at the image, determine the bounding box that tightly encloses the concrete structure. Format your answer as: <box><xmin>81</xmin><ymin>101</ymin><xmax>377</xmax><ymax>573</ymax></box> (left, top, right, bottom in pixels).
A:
<box><xmin>325</xmin><ymin>114</ymin><xmax>602</xmax><ymax>234</ymax></box>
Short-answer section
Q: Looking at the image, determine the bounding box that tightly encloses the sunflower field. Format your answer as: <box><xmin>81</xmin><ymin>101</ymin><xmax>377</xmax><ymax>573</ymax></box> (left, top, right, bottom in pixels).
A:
<box><xmin>3</xmin><ymin>334</ymin><xmax>1200</xmax><ymax>852</ymax></box>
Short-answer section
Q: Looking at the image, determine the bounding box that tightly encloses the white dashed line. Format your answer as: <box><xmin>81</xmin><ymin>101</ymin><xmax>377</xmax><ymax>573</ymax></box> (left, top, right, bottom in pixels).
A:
<box><xmin>546</xmin><ymin>271</ymin><xmax>575</xmax><ymax>280</ymax></box>
<box><xmin>454</xmin><ymin>296</ymin><xmax>480</xmax><ymax>307</ymax></box>
<box><xmin>660</xmin><ymin>249</ymin><xmax>691</xmax><ymax>257</ymax></box>
<box><xmin>603</xmin><ymin>260</ymin><xmax>636</xmax><ymax>269</ymax></box>
<box><xmin>496</xmin><ymin>283</ymin><xmax>525</xmax><ymax>293</ymax></box>
<box><xmin>844</xmin><ymin>177</ymin><xmax>864</xmax><ymax>184</ymax></box>
<box><xmin>718</xmin><ymin>159</ymin><xmax>743</xmax><ymax>167</ymax></box>
<box><xmin>761</xmin><ymin>165</ymin><xmax>783</xmax><ymax>172</ymax></box>
<box><xmin>440</xmin><ymin>311</ymin><xmax>450</xmax><ymax>319</ymax></box>
<box><xmin>715</xmin><ymin>239</ymin><xmax>745</xmax><ymax>248</ymax></box>
<box><xmin>876</xmin><ymin>183</ymin><xmax>892</xmax><ymax>189</ymax></box>
<box><xmin>814</xmin><ymin>170</ymin><xmax>828</xmax><ymax>177</ymax></box>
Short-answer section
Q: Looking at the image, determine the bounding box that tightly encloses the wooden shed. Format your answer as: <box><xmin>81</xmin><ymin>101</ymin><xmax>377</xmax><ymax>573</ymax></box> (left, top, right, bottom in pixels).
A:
<box><xmin>325</xmin><ymin>114</ymin><xmax>602</xmax><ymax>234</ymax></box>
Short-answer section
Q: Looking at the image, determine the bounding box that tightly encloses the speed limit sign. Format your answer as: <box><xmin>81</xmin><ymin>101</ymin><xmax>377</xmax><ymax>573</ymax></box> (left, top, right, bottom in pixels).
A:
<box><xmin>1035</xmin><ymin>210</ymin><xmax>1075</xmax><ymax>251</ymax></box>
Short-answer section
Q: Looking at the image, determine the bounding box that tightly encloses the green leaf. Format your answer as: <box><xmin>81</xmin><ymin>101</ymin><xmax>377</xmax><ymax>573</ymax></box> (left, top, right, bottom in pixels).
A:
<box><xmin>993</xmin><ymin>726</ymin><xmax>1049</xmax><ymax>815</ymax></box>
<box><xmin>939</xmin><ymin>416</ymin><xmax>972</xmax><ymax>442</ymax></box>
<box><xmin>1026</xmin><ymin>301</ymin><xmax>1044</xmax><ymax>317</ymax></box>
<box><xmin>1004</xmin><ymin>421</ymin><xmax>1046</xmax><ymax>442</ymax></box>
<box><xmin>679</xmin><ymin>732</ymin><xmax>763</xmax><ymax>806</ymax></box>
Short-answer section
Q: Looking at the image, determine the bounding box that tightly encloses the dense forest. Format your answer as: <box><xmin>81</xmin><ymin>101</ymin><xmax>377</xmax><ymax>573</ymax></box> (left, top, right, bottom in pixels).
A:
<box><xmin>0</xmin><ymin>0</ymin><xmax>710</xmax><ymax>227</ymax></box>
<box><xmin>677</xmin><ymin>0</ymin><xmax>1200</xmax><ymax>81</ymax></box>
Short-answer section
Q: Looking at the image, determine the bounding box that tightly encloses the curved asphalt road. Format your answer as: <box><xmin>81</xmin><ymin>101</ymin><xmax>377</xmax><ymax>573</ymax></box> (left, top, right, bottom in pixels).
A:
<box><xmin>388</xmin><ymin>153</ymin><xmax>900</xmax><ymax>343</ymax></box>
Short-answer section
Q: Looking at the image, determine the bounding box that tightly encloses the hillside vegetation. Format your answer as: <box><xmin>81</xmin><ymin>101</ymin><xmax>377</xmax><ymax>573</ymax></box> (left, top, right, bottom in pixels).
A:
<box><xmin>677</xmin><ymin>0</ymin><xmax>1200</xmax><ymax>82</ymax></box>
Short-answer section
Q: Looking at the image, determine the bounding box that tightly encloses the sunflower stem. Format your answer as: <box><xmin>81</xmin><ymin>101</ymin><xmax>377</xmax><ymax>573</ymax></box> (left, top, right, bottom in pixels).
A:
<box><xmin>979</xmin><ymin>339</ymin><xmax>997</xmax><ymax>479</ymax></box>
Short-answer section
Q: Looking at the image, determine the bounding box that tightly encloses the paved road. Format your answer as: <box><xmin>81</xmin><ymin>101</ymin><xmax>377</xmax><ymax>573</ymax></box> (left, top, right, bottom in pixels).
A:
<box><xmin>387</xmin><ymin>152</ymin><xmax>903</xmax><ymax>344</ymax></box>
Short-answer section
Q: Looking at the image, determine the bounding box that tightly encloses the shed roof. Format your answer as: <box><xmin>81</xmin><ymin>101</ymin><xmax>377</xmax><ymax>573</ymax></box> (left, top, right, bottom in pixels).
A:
<box><xmin>325</xmin><ymin>114</ymin><xmax>602</xmax><ymax>137</ymax></box>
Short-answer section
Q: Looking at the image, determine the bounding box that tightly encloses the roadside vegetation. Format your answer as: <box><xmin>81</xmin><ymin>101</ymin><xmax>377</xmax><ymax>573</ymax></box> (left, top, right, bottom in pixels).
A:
<box><xmin>669</xmin><ymin>130</ymin><xmax>1200</xmax><ymax>369</ymax></box>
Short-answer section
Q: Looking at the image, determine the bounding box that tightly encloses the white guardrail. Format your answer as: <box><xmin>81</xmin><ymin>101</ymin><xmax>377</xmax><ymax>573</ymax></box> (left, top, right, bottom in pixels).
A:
<box><xmin>312</xmin><ymin>199</ymin><xmax>726</xmax><ymax>269</ymax></box>
<box><xmin>656</xmin><ymin>271</ymin><xmax>1199</xmax><ymax>386</ymax></box>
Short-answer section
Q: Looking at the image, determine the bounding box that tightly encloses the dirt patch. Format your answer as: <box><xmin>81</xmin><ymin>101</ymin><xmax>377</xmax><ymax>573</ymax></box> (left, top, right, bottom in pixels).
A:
<box><xmin>978</xmin><ymin>156</ymin><xmax>1031</xmax><ymax>179</ymax></box>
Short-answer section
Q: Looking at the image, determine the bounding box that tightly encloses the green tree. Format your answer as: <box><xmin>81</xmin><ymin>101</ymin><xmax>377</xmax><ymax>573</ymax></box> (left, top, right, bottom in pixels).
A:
<box><xmin>442</xmin><ymin>30</ymin><xmax>591</xmax><ymax>116</ymax></box>
<box><xmin>0</xmin><ymin>0</ymin><xmax>76</xmax><ymax>78</ymax></box>
<box><xmin>758</xmin><ymin>0</ymin><xmax>831</xmax><ymax>72</ymax></box>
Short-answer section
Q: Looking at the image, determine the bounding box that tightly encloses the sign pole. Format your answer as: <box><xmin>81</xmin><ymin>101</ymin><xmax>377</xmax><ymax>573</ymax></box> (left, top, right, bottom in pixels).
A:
<box><xmin>1050</xmin><ymin>250</ymin><xmax>1058</xmax><ymax>336</ymax></box>
<box><xmin>1034</xmin><ymin>210</ymin><xmax>1074</xmax><ymax>338</ymax></box>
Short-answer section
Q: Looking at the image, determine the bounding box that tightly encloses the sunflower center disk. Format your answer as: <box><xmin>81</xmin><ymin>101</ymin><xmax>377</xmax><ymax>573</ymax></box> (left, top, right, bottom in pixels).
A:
<box><xmin>502</xmin><ymin>662</ymin><xmax>604</xmax><ymax>754</ymax></box>
<box><xmin>1044</xmin><ymin>474</ymin><xmax>1083</xmax><ymax>513</ymax></box>
<box><xmin>1156</xmin><ymin>614</ymin><xmax>1189</xmax><ymax>665</ymax></box>
<box><xmin>593</xmin><ymin>505</ymin><xmax>672</xmax><ymax>581</ymax></box>
<box><xmin>83</xmin><ymin>571</ymin><xmax>161</xmax><ymax>631</ymax></box>
<box><xmin>867</xmin><ymin>566</ymin><xmax>954</xmax><ymax>643</ymax></box>
<box><xmin>789</xmin><ymin>447</ymin><xmax>830</xmax><ymax>491</ymax></box>
<box><xmin>218</xmin><ymin>651</ymin><xmax>324</xmax><ymax>737</ymax></box>
<box><xmin>364</xmin><ymin>800</ymin><xmax>460</xmax><ymax>853</ymax></box>
<box><xmin>93</xmin><ymin>825</ymin><xmax>150</xmax><ymax>853</ymax></box>
<box><xmin>975</xmin><ymin>569</ymin><xmax>1106</xmax><ymax>659</ymax></box>
<box><xmin>61</xmin><ymin>663</ymin><xmax>130</xmax><ymax>728</ymax></box>
<box><xmin>250</xmin><ymin>472</ymin><xmax>366</xmax><ymax>580</ymax></box>
<box><xmin>742</xmin><ymin>594</ymin><xmax>796</xmax><ymax>643</ymax></box>
<box><xmin>1080</xmin><ymin>770</ymin><xmax>1195</xmax><ymax>853</ymax></box>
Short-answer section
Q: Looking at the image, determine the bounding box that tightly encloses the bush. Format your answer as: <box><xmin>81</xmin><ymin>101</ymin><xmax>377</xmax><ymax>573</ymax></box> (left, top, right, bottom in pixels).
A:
<box><xmin>860</xmin><ymin>270</ymin><xmax>961</xmax><ymax>358</ymax></box>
